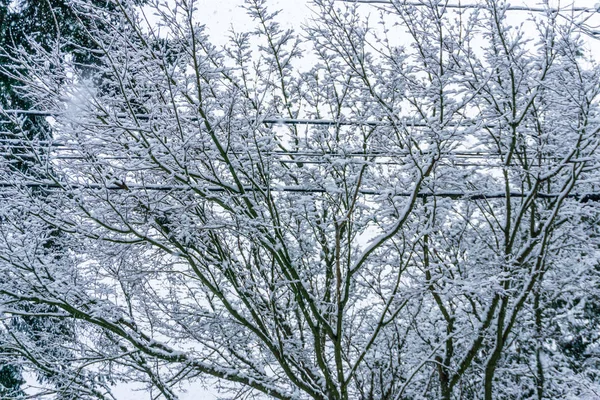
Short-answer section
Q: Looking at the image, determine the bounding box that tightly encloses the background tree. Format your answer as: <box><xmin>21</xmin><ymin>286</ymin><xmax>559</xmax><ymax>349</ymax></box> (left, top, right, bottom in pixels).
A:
<box><xmin>0</xmin><ymin>0</ymin><xmax>142</xmax><ymax>397</ymax></box>
<box><xmin>1</xmin><ymin>0</ymin><xmax>600</xmax><ymax>399</ymax></box>
<box><xmin>1</xmin><ymin>1</ymin><xmax>55</xmax><ymax>397</ymax></box>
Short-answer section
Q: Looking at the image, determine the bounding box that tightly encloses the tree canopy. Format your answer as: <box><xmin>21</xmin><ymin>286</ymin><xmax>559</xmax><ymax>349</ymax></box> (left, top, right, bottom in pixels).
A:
<box><xmin>1</xmin><ymin>0</ymin><xmax>600</xmax><ymax>399</ymax></box>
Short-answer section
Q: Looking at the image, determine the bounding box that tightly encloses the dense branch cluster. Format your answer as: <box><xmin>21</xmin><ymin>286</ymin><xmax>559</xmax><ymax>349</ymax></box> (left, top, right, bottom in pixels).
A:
<box><xmin>1</xmin><ymin>0</ymin><xmax>600</xmax><ymax>399</ymax></box>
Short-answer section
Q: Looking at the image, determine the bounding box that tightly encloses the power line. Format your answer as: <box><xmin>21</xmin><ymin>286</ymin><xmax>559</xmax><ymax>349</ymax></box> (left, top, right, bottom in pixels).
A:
<box><xmin>0</xmin><ymin>124</ymin><xmax>571</xmax><ymax>162</ymax></box>
<box><xmin>1</xmin><ymin>111</ymin><xmax>592</xmax><ymax>166</ymax></box>
<box><xmin>0</xmin><ymin>147</ymin><xmax>573</xmax><ymax>168</ymax></box>
<box><xmin>1</xmin><ymin>109</ymin><xmax>495</xmax><ymax>128</ymax></box>
<box><xmin>0</xmin><ymin>155</ymin><xmax>494</xmax><ymax>167</ymax></box>
<box><xmin>338</xmin><ymin>1</ymin><xmax>600</xmax><ymax>39</ymax></box>
<box><xmin>1</xmin><ymin>180</ymin><xmax>598</xmax><ymax>201</ymax></box>
<box><xmin>0</xmin><ymin>141</ymin><xmax>515</xmax><ymax>158</ymax></box>
<box><xmin>0</xmin><ymin>142</ymin><xmax>584</xmax><ymax>168</ymax></box>
<box><xmin>339</xmin><ymin>0</ymin><xmax>598</xmax><ymax>14</ymax></box>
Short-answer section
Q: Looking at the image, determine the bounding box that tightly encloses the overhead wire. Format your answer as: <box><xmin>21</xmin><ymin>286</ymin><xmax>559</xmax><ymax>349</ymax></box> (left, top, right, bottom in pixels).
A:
<box><xmin>1</xmin><ymin>110</ymin><xmax>598</xmax><ymax>199</ymax></box>
<box><xmin>0</xmin><ymin>180</ymin><xmax>598</xmax><ymax>202</ymax></box>
<box><xmin>0</xmin><ymin>110</ymin><xmax>568</xmax><ymax>165</ymax></box>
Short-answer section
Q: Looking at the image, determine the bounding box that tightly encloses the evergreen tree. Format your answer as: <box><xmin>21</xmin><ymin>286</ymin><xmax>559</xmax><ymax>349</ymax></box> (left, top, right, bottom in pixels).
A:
<box><xmin>0</xmin><ymin>1</ymin><xmax>125</xmax><ymax>397</ymax></box>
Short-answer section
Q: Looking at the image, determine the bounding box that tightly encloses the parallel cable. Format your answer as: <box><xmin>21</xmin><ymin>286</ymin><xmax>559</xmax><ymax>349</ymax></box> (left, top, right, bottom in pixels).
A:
<box><xmin>1</xmin><ymin>180</ymin><xmax>599</xmax><ymax>201</ymax></box>
<box><xmin>338</xmin><ymin>0</ymin><xmax>597</xmax><ymax>14</ymax></box>
<box><xmin>1</xmin><ymin>110</ymin><xmax>497</xmax><ymax>128</ymax></box>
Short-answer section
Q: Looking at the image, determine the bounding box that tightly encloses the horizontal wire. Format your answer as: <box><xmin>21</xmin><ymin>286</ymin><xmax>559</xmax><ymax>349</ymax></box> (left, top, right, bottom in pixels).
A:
<box><xmin>0</xmin><ymin>157</ymin><xmax>493</xmax><ymax>167</ymax></box>
<box><xmin>1</xmin><ymin>110</ymin><xmax>497</xmax><ymax>128</ymax></box>
<box><xmin>1</xmin><ymin>180</ymin><xmax>598</xmax><ymax>201</ymax></box>
<box><xmin>340</xmin><ymin>1</ymin><xmax>598</xmax><ymax>13</ymax></box>
<box><xmin>0</xmin><ymin>152</ymin><xmax>570</xmax><ymax>168</ymax></box>
<box><xmin>0</xmin><ymin>140</ymin><xmax>576</xmax><ymax>161</ymax></box>
<box><xmin>340</xmin><ymin>1</ymin><xmax>600</xmax><ymax>38</ymax></box>
<box><xmin>0</xmin><ymin>146</ymin><xmax>518</xmax><ymax>158</ymax></box>
<box><xmin>0</xmin><ymin>112</ymin><xmax>592</xmax><ymax>166</ymax></box>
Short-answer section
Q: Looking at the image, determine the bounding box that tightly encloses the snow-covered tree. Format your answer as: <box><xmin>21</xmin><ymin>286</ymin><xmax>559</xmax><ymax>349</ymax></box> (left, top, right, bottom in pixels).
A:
<box><xmin>0</xmin><ymin>0</ymin><xmax>143</xmax><ymax>397</ymax></box>
<box><xmin>1</xmin><ymin>0</ymin><xmax>600</xmax><ymax>398</ymax></box>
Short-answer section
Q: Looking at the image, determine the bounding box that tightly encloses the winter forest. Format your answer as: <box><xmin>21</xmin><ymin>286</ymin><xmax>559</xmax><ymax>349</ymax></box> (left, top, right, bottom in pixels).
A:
<box><xmin>1</xmin><ymin>0</ymin><xmax>600</xmax><ymax>399</ymax></box>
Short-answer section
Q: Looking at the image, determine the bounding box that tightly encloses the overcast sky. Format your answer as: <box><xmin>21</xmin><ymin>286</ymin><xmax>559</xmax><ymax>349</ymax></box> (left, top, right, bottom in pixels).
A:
<box><xmin>195</xmin><ymin>0</ymin><xmax>600</xmax><ymax>53</ymax></box>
